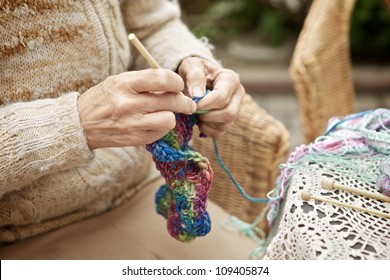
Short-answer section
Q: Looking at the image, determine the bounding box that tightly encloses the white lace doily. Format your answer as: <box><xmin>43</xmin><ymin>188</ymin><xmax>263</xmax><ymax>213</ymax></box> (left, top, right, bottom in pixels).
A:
<box><xmin>264</xmin><ymin>156</ymin><xmax>390</xmax><ymax>260</ymax></box>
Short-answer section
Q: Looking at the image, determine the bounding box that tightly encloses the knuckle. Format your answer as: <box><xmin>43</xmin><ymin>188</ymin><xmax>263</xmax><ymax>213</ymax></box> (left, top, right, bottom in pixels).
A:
<box><xmin>180</xmin><ymin>96</ymin><xmax>194</xmax><ymax>114</ymax></box>
<box><xmin>104</xmin><ymin>74</ymin><xmax>132</xmax><ymax>96</ymax></box>
<box><xmin>179</xmin><ymin>58</ymin><xmax>191</xmax><ymax>70</ymax></box>
<box><xmin>227</xmin><ymin>68</ymin><xmax>239</xmax><ymax>79</ymax></box>
<box><xmin>155</xmin><ymin>68</ymin><xmax>169</xmax><ymax>79</ymax></box>
<box><xmin>153</xmin><ymin>69</ymin><xmax>183</xmax><ymax>91</ymax></box>
<box><xmin>225</xmin><ymin>69</ymin><xmax>241</xmax><ymax>86</ymax></box>
<box><xmin>216</xmin><ymin>94</ymin><xmax>230</xmax><ymax>108</ymax></box>
<box><xmin>238</xmin><ymin>84</ymin><xmax>245</xmax><ymax>95</ymax></box>
<box><xmin>111</xmin><ymin>96</ymin><xmax>129</xmax><ymax>115</ymax></box>
<box><xmin>162</xmin><ymin>93</ymin><xmax>176</xmax><ymax>110</ymax></box>
<box><xmin>182</xmin><ymin>57</ymin><xmax>198</xmax><ymax>68</ymax></box>
<box><xmin>106</xmin><ymin>74</ymin><xmax>122</xmax><ymax>89</ymax></box>
<box><xmin>232</xmin><ymin>70</ymin><xmax>240</xmax><ymax>81</ymax></box>
<box><xmin>223</xmin><ymin>108</ymin><xmax>238</xmax><ymax>122</ymax></box>
<box><xmin>154</xmin><ymin>69</ymin><xmax>171</xmax><ymax>85</ymax></box>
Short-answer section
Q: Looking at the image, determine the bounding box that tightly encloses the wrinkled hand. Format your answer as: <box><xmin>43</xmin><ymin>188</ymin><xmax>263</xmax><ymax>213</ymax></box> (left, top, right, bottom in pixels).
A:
<box><xmin>77</xmin><ymin>69</ymin><xmax>196</xmax><ymax>150</ymax></box>
<box><xmin>178</xmin><ymin>57</ymin><xmax>245</xmax><ymax>139</ymax></box>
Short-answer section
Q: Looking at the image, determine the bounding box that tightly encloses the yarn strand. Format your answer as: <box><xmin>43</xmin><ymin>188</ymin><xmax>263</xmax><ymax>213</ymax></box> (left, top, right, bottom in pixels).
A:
<box><xmin>213</xmin><ymin>139</ymin><xmax>270</xmax><ymax>203</ymax></box>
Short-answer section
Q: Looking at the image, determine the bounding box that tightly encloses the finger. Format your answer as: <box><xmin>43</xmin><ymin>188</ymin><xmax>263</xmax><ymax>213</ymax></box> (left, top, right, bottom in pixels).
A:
<box><xmin>198</xmin><ymin>121</ymin><xmax>232</xmax><ymax>132</ymax></box>
<box><xmin>130</xmin><ymin>111</ymin><xmax>178</xmax><ymax>144</ymax></box>
<box><xmin>135</xmin><ymin>110</ymin><xmax>177</xmax><ymax>132</ymax></box>
<box><xmin>116</xmin><ymin>111</ymin><xmax>177</xmax><ymax>144</ymax></box>
<box><xmin>197</xmin><ymin>122</ymin><xmax>230</xmax><ymax>140</ymax></box>
<box><xmin>198</xmin><ymin>89</ymin><xmax>244</xmax><ymax>123</ymax></box>
<box><xmin>114</xmin><ymin>69</ymin><xmax>185</xmax><ymax>94</ymax></box>
<box><xmin>124</xmin><ymin>92</ymin><xmax>196</xmax><ymax>115</ymax></box>
<box><xmin>178</xmin><ymin>57</ymin><xmax>208</xmax><ymax>97</ymax></box>
<box><xmin>196</xmin><ymin>72</ymin><xmax>241</xmax><ymax>111</ymax></box>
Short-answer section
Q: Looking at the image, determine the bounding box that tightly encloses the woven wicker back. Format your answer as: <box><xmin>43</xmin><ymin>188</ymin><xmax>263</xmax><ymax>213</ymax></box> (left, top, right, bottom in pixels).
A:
<box><xmin>290</xmin><ymin>0</ymin><xmax>357</xmax><ymax>143</ymax></box>
<box><xmin>192</xmin><ymin>94</ymin><xmax>290</xmax><ymax>232</ymax></box>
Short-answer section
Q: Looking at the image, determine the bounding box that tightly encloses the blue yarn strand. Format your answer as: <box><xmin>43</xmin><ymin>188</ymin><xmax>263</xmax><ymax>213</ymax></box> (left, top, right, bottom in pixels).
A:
<box><xmin>212</xmin><ymin>138</ymin><xmax>270</xmax><ymax>203</ymax></box>
<box><xmin>324</xmin><ymin>110</ymin><xmax>374</xmax><ymax>136</ymax></box>
<box><xmin>195</xmin><ymin>90</ymin><xmax>269</xmax><ymax>203</ymax></box>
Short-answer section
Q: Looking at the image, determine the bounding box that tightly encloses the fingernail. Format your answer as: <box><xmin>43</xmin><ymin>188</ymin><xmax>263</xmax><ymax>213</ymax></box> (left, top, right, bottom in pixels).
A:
<box><xmin>192</xmin><ymin>86</ymin><xmax>204</xmax><ymax>97</ymax></box>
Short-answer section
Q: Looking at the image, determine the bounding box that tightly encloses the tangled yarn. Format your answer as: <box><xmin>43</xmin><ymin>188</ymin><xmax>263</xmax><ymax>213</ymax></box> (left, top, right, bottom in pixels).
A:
<box><xmin>146</xmin><ymin>94</ymin><xmax>213</xmax><ymax>242</ymax></box>
<box><xmin>267</xmin><ymin>108</ymin><xmax>390</xmax><ymax>226</ymax></box>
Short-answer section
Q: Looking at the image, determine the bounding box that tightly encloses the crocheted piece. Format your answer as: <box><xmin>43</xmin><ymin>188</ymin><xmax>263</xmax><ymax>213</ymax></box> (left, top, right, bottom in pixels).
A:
<box><xmin>262</xmin><ymin>108</ymin><xmax>390</xmax><ymax>259</ymax></box>
<box><xmin>268</xmin><ymin>108</ymin><xmax>390</xmax><ymax>226</ymax></box>
<box><xmin>264</xmin><ymin>156</ymin><xmax>390</xmax><ymax>260</ymax></box>
<box><xmin>146</xmin><ymin>96</ymin><xmax>213</xmax><ymax>242</ymax></box>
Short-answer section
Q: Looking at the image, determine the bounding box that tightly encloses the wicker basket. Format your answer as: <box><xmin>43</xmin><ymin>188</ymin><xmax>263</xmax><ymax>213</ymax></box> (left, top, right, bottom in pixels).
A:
<box><xmin>192</xmin><ymin>94</ymin><xmax>290</xmax><ymax>232</ymax></box>
<box><xmin>290</xmin><ymin>0</ymin><xmax>357</xmax><ymax>143</ymax></box>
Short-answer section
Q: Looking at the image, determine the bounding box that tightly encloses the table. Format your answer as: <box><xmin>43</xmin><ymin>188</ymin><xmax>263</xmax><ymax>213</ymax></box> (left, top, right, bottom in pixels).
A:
<box><xmin>263</xmin><ymin>152</ymin><xmax>390</xmax><ymax>260</ymax></box>
<box><xmin>264</xmin><ymin>110</ymin><xmax>390</xmax><ymax>260</ymax></box>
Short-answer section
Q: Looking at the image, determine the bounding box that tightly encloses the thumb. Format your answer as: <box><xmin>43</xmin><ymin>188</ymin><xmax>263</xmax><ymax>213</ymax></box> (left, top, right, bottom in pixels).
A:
<box><xmin>178</xmin><ymin>57</ymin><xmax>207</xmax><ymax>98</ymax></box>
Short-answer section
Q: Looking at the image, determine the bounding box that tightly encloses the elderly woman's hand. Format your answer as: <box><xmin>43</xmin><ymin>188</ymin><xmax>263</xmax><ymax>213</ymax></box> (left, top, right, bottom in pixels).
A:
<box><xmin>178</xmin><ymin>57</ymin><xmax>245</xmax><ymax>139</ymax></box>
<box><xmin>77</xmin><ymin>69</ymin><xmax>196</xmax><ymax>150</ymax></box>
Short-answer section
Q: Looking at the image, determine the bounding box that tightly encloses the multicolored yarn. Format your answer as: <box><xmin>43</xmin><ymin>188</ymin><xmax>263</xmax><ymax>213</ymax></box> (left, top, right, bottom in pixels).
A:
<box><xmin>267</xmin><ymin>108</ymin><xmax>390</xmax><ymax>226</ymax></box>
<box><xmin>325</xmin><ymin>108</ymin><xmax>390</xmax><ymax>196</ymax></box>
<box><xmin>146</xmin><ymin>93</ymin><xmax>213</xmax><ymax>242</ymax></box>
<box><xmin>226</xmin><ymin>108</ymin><xmax>390</xmax><ymax>259</ymax></box>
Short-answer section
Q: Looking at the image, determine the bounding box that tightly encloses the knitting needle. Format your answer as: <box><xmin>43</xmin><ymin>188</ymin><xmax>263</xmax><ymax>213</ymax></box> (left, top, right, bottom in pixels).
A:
<box><xmin>301</xmin><ymin>191</ymin><xmax>390</xmax><ymax>219</ymax></box>
<box><xmin>321</xmin><ymin>177</ymin><xmax>390</xmax><ymax>203</ymax></box>
<box><xmin>128</xmin><ymin>33</ymin><xmax>208</xmax><ymax>170</ymax></box>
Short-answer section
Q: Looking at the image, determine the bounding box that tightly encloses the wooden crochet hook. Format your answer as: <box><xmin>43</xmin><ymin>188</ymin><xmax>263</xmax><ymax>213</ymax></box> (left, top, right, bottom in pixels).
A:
<box><xmin>301</xmin><ymin>191</ymin><xmax>390</xmax><ymax>219</ymax></box>
<box><xmin>128</xmin><ymin>33</ymin><xmax>209</xmax><ymax>170</ymax></box>
<box><xmin>128</xmin><ymin>33</ymin><xmax>161</xmax><ymax>69</ymax></box>
<box><xmin>128</xmin><ymin>33</ymin><xmax>191</xmax><ymax>100</ymax></box>
<box><xmin>321</xmin><ymin>177</ymin><xmax>390</xmax><ymax>203</ymax></box>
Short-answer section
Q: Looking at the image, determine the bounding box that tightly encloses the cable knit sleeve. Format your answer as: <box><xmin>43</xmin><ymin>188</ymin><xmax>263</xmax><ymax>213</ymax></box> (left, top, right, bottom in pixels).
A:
<box><xmin>120</xmin><ymin>0</ymin><xmax>220</xmax><ymax>71</ymax></box>
<box><xmin>0</xmin><ymin>92</ymin><xmax>94</xmax><ymax>197</ymax></box>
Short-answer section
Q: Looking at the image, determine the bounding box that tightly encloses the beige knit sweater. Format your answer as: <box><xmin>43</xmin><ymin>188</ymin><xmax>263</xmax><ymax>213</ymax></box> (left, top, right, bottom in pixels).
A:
<box><xmin>0</xmin><ymin>0</ymin><xmax>216</xmax><ymax>242</ymax></box>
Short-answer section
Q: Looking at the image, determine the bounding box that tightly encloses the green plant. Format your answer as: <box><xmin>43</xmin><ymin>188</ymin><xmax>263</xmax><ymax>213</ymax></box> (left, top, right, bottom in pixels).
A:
<box><xmin>183</xmin><ymin>0</ymin><xmax>308</xmax><ymax>46</ymax></box>
<box><xmin>350</xmin><ymin>0</ymin><xmax>390</xmax><ymax>62</ymax></box>
<box><xmin>182</xmin><ymin>0</ymin><xmax>390</xmax><ymax>62</ymax></box>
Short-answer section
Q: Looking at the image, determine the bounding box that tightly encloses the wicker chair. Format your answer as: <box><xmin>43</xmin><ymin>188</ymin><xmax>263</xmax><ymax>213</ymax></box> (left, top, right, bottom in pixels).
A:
<box><xmin>290</xmin><ymin>0</ymin><xmax>357</xmax><ymax>143</ymax></box>
<box><xmin>193</xmin><ymin>93</ymin><xmax>290</xmax><ymax>232</ymax></box>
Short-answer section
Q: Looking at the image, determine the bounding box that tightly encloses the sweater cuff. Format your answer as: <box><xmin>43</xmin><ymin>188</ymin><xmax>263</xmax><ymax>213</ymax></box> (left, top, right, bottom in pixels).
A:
<box><xmin>0</xmin><ymin>93</ymin><xmax>94</xmax><ymax>193</ymax></box>
<box><xmin>55</xmin><ymin>92</ymin><xmax>95</xmax><ymax>166</ymax></box>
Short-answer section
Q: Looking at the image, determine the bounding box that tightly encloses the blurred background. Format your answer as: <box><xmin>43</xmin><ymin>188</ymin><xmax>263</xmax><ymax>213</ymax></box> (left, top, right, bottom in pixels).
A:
<box><xmin>180</xmin><ymin>0</ymin><xmax>390</xmax><ymax>149</ymax></box>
